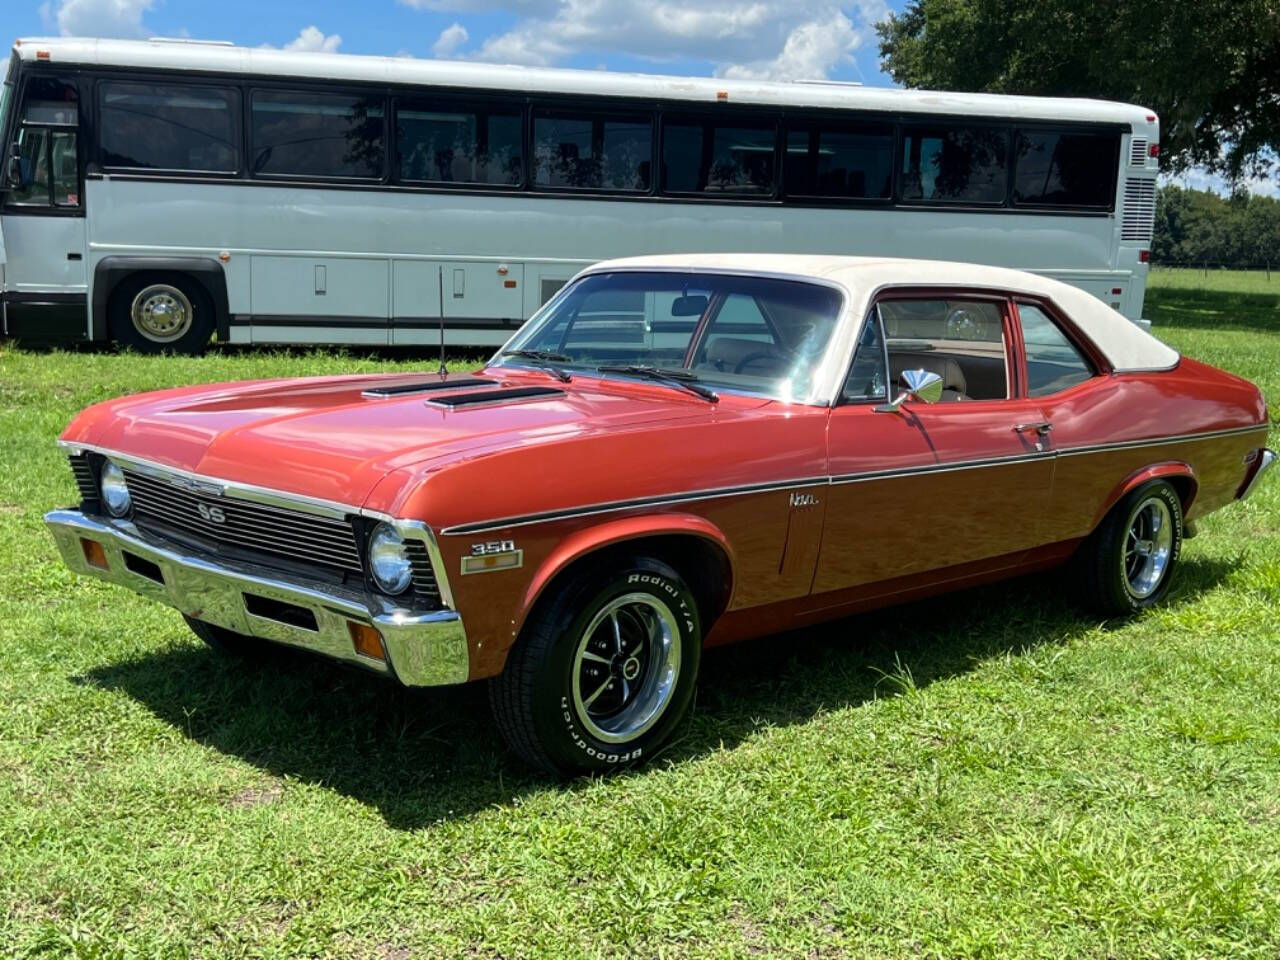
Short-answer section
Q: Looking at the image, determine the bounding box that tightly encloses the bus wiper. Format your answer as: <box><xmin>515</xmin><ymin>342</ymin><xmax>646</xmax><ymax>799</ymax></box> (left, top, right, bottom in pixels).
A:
<box><xmin>500</xmin><ymin>348</ymin><xmax>573</xmax><ymax>382</ymax></box>
<box><xmin>596</xmin><ymin>364</ymin><xmax>719</xmax><ymax>403</ymax></box>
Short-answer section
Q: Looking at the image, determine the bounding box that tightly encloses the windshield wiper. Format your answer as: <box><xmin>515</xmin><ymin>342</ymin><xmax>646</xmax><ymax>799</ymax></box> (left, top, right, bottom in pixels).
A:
<box><xmin>595</xmin><ymin>364</ymin><xmax>719</xmax><ymax>403</ymax></box>
<box><xmin>500</xmin><ymin>348</ymin><xmax>573</xmax><ymax>382</ymax></box>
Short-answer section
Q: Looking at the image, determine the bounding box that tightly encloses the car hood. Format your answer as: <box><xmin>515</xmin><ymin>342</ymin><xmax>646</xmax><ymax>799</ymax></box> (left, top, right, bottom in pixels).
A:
<box><xmin>66</xmin><ymin>370</ymin><xmax>762</xmax><ymax>507</ymax></box>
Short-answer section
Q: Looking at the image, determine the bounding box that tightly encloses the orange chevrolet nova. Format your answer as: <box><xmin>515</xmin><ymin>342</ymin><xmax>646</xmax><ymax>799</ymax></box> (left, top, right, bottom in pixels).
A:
<box><xmin>47</xmin><ymin>255</ymin><xmax>1274</xmax><ymax>774</ymax></box>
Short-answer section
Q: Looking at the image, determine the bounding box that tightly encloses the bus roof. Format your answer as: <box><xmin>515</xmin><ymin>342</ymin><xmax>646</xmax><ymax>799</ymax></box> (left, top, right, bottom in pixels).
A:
<box><xmin>11</xmin><ymin>37</ymin><xmax>1154</xmax><ymax>128</ymax></box>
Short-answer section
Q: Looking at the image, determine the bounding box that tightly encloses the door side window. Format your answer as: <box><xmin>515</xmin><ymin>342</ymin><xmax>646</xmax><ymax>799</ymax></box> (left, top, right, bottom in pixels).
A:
<box><xmin>8</xmin><ymin>76</ymin><xmax>80</xmax><ymax>209</ymax></box>
<box><xmin>877</xmin><ymin>298</ymin><xmax>1009</xmax><ymax>402</ymax></box>
<box><xmin>1018</xmin><ymin>302</ymin><xmax>1096</xmax><ymax>396</ymax></box>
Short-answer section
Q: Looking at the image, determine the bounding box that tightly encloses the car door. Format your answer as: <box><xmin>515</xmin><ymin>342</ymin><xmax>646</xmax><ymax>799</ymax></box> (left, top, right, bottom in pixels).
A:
<box><xmin>814</xmin><ymin>292</ymin><xmax>1056</xmax><ymax>595</ymax></box>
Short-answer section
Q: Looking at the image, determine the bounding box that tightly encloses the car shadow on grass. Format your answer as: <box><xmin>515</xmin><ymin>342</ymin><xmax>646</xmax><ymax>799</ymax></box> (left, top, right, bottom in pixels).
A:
<box><xmin>77</xmin><ymin>555</ymin><xmax>1236</xmax><ymax>830</ymax></box>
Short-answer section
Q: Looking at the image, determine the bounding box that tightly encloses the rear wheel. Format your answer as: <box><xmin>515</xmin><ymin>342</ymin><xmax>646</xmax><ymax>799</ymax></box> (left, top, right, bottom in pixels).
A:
<box><xmin>109</xmin><ymin>273</ymin><xmax>214</xmax><ymax>355</ymax></box>
<box><xmin>490</xmin><ymin>556</ymin><xmax>701</xmax><ymax>776</ymax></box>
<box><xmin>1076</xmin><ymin>480</ymin><xmax>1183</xmax><ymax>616</ymax></box>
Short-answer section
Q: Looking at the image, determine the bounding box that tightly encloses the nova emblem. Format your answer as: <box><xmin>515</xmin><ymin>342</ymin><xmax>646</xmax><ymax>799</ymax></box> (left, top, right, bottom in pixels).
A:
<box><xmin>789</xmin><ymin>491</ymin><xmax>819</xmax><ymax>508</ymax></box>
<box><xmin>197</xmin><ymin>503</ymin><xmax>227</xmax><ymax>524</ymax></box>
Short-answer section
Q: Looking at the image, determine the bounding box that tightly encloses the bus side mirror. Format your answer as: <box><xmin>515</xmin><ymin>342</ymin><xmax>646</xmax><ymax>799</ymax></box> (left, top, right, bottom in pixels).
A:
<box><xmin>5</xmin><ymin>143</ymin><xmax>21</xmax><ymax>189</ymax></box>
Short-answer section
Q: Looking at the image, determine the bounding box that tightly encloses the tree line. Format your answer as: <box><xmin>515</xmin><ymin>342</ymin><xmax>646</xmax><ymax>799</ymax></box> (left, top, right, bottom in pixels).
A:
<box><xmin>1153</xmin><ymin>186</ymin><xmax>1280</xmax><ymax>268</ymax></box>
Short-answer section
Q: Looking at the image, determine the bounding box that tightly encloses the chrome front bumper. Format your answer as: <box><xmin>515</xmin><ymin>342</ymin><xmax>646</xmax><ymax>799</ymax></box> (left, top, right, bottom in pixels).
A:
<box><xmin>1240</xmin><ymin>448</ymin><xmax>1277</xmax><ymax>501</ymax></box>
<box><xmin>45</xmin><ymin>509</ymin><xmax>469</xmax><ymax>686</ymax></box>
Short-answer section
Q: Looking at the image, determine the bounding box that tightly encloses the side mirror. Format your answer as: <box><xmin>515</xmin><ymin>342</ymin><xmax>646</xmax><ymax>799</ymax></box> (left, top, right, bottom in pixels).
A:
<box><xmin>5</xmin><ymin>143</ymin><xmax>21</xmax><ymax>189</ymax></box>
<box><xmin>874</xmin><ymin>368</ymin><xmax>944</xmax><ymax>413</ymax></box>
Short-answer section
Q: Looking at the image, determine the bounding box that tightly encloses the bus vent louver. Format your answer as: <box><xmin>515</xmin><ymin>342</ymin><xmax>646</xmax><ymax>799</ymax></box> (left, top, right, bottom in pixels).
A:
<box><xmin>1121</xmin><ymin>178</ymin><xmax>1157</xmax><ymax>242</ymax></box>
<box><xmin>1129</xmin><ymin>138</ymin><xmax>1149</xmax><ymax>166</ymax></box>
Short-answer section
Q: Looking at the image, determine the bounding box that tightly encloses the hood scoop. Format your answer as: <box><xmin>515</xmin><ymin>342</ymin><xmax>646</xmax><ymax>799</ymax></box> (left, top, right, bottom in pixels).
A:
<box><xmin>363</xmin><ymin>377</ymin><xmax>494</xmax><ymax>397</ymax></box>
<box><xmin>426</xmin><ymin>385</ymin><xmax>565</xmax><ymax>408</ymax></box>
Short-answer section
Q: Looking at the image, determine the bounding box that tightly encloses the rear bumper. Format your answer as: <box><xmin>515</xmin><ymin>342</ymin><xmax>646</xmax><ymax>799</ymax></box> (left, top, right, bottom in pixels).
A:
<box><xmin>1239</xmin><ymin>448</ymin><xmax>1277</xmax><ymax>501</ymax></box>
<box><xmin>44</xmin><ymin>509</ymin><xmax>469</xmax><ymax>686</ymax></box>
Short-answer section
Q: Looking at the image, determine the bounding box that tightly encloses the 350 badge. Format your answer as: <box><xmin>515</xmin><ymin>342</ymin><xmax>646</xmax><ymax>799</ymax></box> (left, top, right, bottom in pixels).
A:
<box><xmin>461</xmin><ymin>539</ymin><xmax>523</xmax><ymax>575</ymax></box>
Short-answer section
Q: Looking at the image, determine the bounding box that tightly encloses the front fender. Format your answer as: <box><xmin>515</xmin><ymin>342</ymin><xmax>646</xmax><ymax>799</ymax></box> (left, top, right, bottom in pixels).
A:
<box><xmin>513</xmin><ymin>513</ymin><xmax>736</xmax><ymax>642</ymax></box>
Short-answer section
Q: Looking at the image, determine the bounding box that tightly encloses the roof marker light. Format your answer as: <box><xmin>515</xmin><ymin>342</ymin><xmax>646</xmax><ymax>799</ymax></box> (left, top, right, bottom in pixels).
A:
<box><xmin>36</xmin><ymin>49</ymin><xmax>51</xmax><ymax>60</ymax></box>
<box><xmin>716</xmin><ymin>90</ymin><xmax>728</xmax><ymax>102</ymax></box>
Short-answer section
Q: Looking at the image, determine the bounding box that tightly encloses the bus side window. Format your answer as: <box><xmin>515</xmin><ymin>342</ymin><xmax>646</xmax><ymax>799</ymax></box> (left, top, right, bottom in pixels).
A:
<box><xmin>51</xmin><ymin>130</ymin><xmax>79</xmax><ymax>206</ymax></box>
<box><xmin>9</xmin><ymin>126</ymin><xmax>51</xmax><ymax>206</ymax></box>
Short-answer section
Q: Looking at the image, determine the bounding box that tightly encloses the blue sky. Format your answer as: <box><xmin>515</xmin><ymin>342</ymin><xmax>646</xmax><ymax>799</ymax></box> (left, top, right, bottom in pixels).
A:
<box><xmin>18</xmin><ymin>0</ymin><xmax>905</xmax><ymax>85</ymax></box>
<box><xmin>13</xmin><ymin>0</ymin><xmax>1265</xmax><ymax>195</ymax></box>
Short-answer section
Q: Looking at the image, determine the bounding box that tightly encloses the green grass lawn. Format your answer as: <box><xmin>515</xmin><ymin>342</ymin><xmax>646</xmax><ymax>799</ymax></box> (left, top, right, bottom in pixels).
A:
<box><xmin>2</xmin><ymin>283</ymin><xmax>1278</xmax><ymax>958</ymax></box>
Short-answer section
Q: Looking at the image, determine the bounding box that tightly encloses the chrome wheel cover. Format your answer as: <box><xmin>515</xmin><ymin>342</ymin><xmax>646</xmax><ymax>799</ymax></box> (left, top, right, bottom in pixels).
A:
<box><xmin>130</xmin><ymin>284</ymin><xmax>194</xmax><ymax>343</ymax></box>
<box><xmin>571</xmin><ymin>591</ymin><xmax>681</xmax><ymax>744</ymax></box>
<box><xmin>1123</xmin><ymin>495</ymin><xmax>1174</xmax><ymax>599</ymax></box>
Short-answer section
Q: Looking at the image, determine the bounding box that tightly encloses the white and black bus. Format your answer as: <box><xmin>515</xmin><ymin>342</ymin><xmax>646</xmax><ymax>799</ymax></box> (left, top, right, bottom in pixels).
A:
<box><xmin>0</xmin><ymin>37</ymin><xmax>1159</xmax><ymax>353</ymax></box>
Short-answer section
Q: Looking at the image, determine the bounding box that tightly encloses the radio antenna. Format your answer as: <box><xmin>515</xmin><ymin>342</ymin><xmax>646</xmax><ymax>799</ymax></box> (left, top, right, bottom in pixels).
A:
<box><xmin>437</xmin><ymin>265</ymin><xmax>448</xmax><ymax>377</ymax></box>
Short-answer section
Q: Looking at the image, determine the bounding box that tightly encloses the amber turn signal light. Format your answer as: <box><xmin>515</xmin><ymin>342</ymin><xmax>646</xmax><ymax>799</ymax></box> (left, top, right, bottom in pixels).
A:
<box><xmin>80</xmin><ymin>538</ymin><xmax>109</xmax><ymax>570</ymax></box>
<box><xmin>348</xmin><ymin>621</ymin><xmax>386</xmax><ymax>661</ymax></box>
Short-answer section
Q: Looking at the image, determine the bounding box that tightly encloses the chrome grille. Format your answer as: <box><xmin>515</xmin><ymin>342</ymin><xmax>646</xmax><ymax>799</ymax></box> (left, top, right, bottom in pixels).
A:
<box><xmin>68</xmin><ymin>453</ymin><xmax>98</xmax><ymax>502</ymax></box>
<box><xmin>1121</xmin><ymin>177</ymin><xmax>1157</xmax><ymax>241</ymax></box>
<box><xmin>404</xmin><ymin>539</ymin><xmax>442</xmax><ymax>609</ymax></box>
<box><xmin>123</xmin><ymin>468</ymin><xmax>362</xmax><ymax>574</ymax></box>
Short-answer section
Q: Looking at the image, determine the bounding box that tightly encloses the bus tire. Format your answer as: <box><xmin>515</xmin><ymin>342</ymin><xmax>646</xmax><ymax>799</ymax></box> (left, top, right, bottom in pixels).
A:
<box><xmin>108</xmin><ymin>272</ymin><xmax>215</xmax><ymax>355</ymax></box>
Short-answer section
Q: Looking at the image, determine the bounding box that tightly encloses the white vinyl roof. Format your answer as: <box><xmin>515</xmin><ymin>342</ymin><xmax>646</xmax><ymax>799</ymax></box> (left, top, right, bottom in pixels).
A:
<box><xmin>583</xmin><ymin>254</ymin><xmax>1180</xmax><ymax>373</ymax></box>
<box><xmin>12</xmin><ymin>37</ymin><xmax>1153</xmax><ymax>127</ymax></box>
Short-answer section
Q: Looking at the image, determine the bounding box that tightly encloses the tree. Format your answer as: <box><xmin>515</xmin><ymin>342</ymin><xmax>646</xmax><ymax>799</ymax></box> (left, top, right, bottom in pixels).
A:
<box><xmin>876</xmin><ymin>0</ymin><xmax>1280</xmax><ymax>182</ymax></box>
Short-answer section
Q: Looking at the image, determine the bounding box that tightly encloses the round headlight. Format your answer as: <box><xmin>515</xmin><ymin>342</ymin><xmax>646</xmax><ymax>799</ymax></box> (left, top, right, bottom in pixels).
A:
<box><xmin>369</xmin><ymin>522</ymin><xmax>412</xmax><ymax>595</ymax></box>
<box><xmin>99</xmin><ymin>460</ymin><xmax>132</xmax><ymax>517</ymax></box>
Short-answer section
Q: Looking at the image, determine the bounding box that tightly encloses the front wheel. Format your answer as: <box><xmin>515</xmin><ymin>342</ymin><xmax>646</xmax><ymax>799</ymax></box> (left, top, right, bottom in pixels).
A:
<box><xmin>1076</xmin><ymin>480</ymin><xmax>1184</xmax><ymax>616</ymax></box>
<box><xmin>109</xmin><ymin>273</ymin><xmax>215</xmax><ymax>355</ymax></box>
<box><xmin>490</xmin><ymin>556</ymin><xmax>702</xmax><ymax>776</ymax></box>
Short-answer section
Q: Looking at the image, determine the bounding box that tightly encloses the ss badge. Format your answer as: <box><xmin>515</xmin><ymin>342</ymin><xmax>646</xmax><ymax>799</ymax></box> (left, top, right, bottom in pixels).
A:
<box><xmin>196</xmin><ymin>502</ymin><xmax>227</xmax><ymax>524</ymax></box>
<box><xmin>462</xmin><ymin>539</ymin><xmax>523</xmax><ymax>575</ymax></box>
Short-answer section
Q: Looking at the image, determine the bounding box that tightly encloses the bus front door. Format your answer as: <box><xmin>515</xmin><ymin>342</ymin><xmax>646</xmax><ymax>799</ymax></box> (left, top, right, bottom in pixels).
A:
<box><xmin>1</xmin><ymin>74</ymin><xmax>87</xmax><ymax>340</ymax></box>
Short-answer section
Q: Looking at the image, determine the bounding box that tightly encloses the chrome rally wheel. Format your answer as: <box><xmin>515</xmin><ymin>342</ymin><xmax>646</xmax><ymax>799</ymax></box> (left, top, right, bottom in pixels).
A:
<box><xmin>1076</xmin><ymin>479</ymin><xmax>1183</xmax><ymax>616</ymax></box>
<box><xmin>131</xmin><ymin>283</ymin><xmax>194</xmax><ymax>343</ymax></box>
<box><xmin>571</xmin><ymin>592</ymin><xmax>682</xmax><ymax>744</ymax></box>
<box><xmin>1122</xmin><ymin>495</ymin><xmax>1175</xmax><ymax>599</ymax></box>
<box><xmin>490</xmin><ymin>556</ymin><xmax>702</xmax><ymax>776</ymax></box>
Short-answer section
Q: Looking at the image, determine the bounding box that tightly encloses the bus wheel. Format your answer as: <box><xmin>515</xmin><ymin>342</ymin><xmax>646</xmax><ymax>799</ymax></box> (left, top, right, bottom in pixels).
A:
<box><xmin>109</xmin><ymin>273</ymin><xmax>214</xmax><ymax>355</ymax></box>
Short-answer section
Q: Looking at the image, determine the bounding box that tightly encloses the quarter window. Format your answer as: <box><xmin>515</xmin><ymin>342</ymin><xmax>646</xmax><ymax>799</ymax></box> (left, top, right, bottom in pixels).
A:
<box><xmin>1013</xmin><ymin>130</ymin><xmax>1118</xmax><ymax>208</ymax></box>
<box><xmin>398</xmin><ymin>102</ymin><xmax>521</xmax><ymax>185</ymax></box>
<box><xmin>1017</xmin><ymin>302</ymin><xmax>1095</xmax><ymax>396</ymax></box>
<box><xmin>100</xmin><ymin>81</ymin><xmax>239</xmax><ymax>173</ymax></box>
<box><xmin>878</xmin><ymin>298</ymin><xmax>1009</xmax><ymax>401</ymax></box>
<box><xmin>785</xmin><ymin>122</ymin><xmax>893</xmax><ymax>200</ymax></box>
<box><xmin>532</xmin><ymin>111</ymin><xmax>651</xmax><ymax>191</ymax></box>
<box><xmin>251</xmin><ymin>90</ymin><xmax>384</xmax><ymax>179</ymax></box>
<box><xmin>841</xmin><ymin>312</ymin><xmax>888</xmax><ymax>401</ymax></box>
<box><xmin>662</xmin><ymin>118</ymin><xmax>776</xmax><ymax>195</ymax></box>
<box><xmin>900</xmin><ymin>126</ymin><xmax>1008</xmax><ymax>204</ymax></box>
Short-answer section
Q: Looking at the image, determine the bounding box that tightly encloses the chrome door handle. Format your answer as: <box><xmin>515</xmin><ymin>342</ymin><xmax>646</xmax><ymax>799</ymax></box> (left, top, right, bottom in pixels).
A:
<box><xmin>1014</xmin><ymin>421</ymin><xmax>1053</xmax><ymax>436</ymax></box>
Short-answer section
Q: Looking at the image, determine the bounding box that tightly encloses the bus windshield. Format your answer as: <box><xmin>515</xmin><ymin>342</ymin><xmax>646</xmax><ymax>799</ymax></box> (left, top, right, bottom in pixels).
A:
<box><xmin>496</xmin><ymin>271</ymin><xmax>845</xmax><ymax>402</ymax></box>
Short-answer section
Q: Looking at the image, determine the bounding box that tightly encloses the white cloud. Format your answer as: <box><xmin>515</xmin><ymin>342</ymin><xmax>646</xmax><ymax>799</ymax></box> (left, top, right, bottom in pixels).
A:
<box><xmin>282</xmin><ymin>26</ymin><xmax>342</xmax><ymax>53</ymax></box>
<box><xmin>43</xmin><ymin>0</ymin><xmax>154</xmax><ymax>38</ymax></box>
<box><xmin>718</xmin><ymin>10</ymin><xmax>870</xmax><ymax>81</ymax></box>
<box><xmin>406</xmin><ymin>0</ymin><xmax>887</xmax><ymax>79</ymax></box>
<box><xmin>432</xmin><ymin>22</ymin><xmax>470</xmax><ymax>58</ymax></box>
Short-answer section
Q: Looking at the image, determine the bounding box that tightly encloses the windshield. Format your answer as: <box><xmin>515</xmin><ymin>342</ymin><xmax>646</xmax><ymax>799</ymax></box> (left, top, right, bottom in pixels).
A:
<box><xmin>0</xmin><ymin>55</ymin><xmax>14</xmax><ymax>151</ymax></box>
<box><xmin>497</xmin><ymin>271</ymin><xmax>844</xmax><ymax>401</ymax></box>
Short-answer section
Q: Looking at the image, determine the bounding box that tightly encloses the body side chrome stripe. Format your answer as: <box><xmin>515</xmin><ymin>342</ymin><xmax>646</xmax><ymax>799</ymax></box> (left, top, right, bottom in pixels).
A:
<box><xmin>441</xmin><ymin>423</ymin><xmax>1271</xmax><ymax>535</ymax></box>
